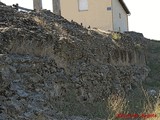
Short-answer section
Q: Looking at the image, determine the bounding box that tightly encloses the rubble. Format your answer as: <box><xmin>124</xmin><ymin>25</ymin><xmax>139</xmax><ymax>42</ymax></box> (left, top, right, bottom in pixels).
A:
<box><xmin>0</xmin><ymin>2</ymin><xmax>149</xmax><ymax>119</ymax></box>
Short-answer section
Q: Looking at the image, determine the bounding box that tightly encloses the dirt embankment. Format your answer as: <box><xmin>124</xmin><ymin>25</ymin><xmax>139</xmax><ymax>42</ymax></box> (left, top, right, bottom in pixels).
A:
<box><xmin>0</xmin><ymin>2</ymin><xmax>149</xmax><ymax>119</ymax></box>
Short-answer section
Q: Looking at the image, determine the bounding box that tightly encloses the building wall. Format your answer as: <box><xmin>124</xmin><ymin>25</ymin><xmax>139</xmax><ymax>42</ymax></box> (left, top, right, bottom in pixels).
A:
<box><xmin>60</xmin><ymin>0</ymin><xmax>113</xmax><ymax>31</ymax></box>
<box><xmin>112</xmin><ymin>0</ymin><xmax>128</xmax><ymax>32</ymax></box>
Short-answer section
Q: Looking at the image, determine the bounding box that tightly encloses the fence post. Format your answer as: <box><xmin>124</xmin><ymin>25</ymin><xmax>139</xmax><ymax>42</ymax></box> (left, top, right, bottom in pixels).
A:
<box><xmin>52</xmin><ymin>0</ymin><xmax>61</xmax><ymax>15</ymax></box>
<box><xmin>33</xmin><ymin>0</ymin><xmax>42</xmax><ymax>11</ymax></box>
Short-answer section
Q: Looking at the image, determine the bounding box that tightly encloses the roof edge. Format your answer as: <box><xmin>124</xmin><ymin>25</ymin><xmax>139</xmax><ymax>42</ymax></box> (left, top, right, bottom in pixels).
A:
<box><xmin>119</xmin><ymin>0</ymin><xmax>131</xmax><ymax>15</ymax></box>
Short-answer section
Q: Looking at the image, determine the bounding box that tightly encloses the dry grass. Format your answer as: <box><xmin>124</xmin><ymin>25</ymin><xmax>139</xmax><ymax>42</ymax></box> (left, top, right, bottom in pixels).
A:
<box><xmin>106</xmin><ymin>84</ymin><xmax>160</xmax><ymax>120</ymax></box>
<box><xmin>142</xmin><ymin>90</ymin><xmax>160</xmax><ymax>120</ymax></box>
<box><xmin>111</xmin><ymin>33</ymin><xmax>121</xmax><ymax>40</ymax></box>
<box><xmin>153</xmin><ymin>96</ymin><xmax>160</xmax><ymax>120</ymax></box>
<box><xmin>33</xmin><ymin>16</ymin><xmax>46</xmax><ymax>26</ymax></box>
<box><xmin>106</xmin><ymin>94</ymin><xmax>128</xmax><ymax>120</ymax></box>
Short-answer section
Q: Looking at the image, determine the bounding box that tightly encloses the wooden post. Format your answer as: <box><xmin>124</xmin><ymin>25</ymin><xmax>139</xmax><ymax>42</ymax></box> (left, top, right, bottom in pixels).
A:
<box><xmin>33</xmin><ymin>0</ymin><xmax>42</xmax><ymax>11</ymax></box>
<box><xmin>52</xmin><ymin>0</ymin><xmax>61</xmax><ymax>15</ymax></box>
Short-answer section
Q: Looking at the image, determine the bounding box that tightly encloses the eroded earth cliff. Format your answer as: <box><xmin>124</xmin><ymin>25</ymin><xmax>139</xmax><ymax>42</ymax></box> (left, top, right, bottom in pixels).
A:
<box><xmin>0</xmin><ymin>2</ymin><xmax>149</xmax><ymax>119</ymax></box>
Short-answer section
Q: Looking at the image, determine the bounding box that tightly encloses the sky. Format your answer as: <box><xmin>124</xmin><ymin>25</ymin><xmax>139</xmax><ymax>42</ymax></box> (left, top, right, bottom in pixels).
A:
<box><xmin>1</xmin><ymin>0</ymin><xmax>160</xmax><ymax>40</ymax></box>
<box><xmin>124</xmin><ymin>0</ymin><xmax>160</xmax><ymax>40</ymax></box>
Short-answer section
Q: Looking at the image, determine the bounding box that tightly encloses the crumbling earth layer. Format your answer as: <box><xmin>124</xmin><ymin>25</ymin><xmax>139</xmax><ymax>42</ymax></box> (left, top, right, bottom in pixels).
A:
<box><xmin>0</xmin><ymin>2</ymin><xmax>149</xmax><ymax>119</ymax></box>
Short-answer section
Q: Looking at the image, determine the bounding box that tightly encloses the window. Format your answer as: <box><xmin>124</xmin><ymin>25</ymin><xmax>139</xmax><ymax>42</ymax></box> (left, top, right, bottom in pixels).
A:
<box><xmin>78</xmin><ymin>0</ymin><xmax>88</xmax><ymax>11</ymax></box>
<box><xmin>107</xmin><ymin>7</ymin><xmax>112</xmax><ymax>11</ymax></box>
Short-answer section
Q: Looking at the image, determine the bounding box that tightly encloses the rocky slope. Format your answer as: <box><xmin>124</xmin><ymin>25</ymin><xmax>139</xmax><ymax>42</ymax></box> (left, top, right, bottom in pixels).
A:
<box><xmin>0</xmin><ymin>2</ymin><xmax>149</xmax><ymax>119</ymax></box>
<box><xmin>145</xmin><ymin>40</ymin><xmax>160</xmax><ymax>88</ymax></box>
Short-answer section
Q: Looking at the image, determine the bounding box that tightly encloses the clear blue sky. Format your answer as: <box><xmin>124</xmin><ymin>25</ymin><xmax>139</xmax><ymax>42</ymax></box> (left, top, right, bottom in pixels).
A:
<box><xmin>1</xmin><ymin>0</ymin><xmax>160</xmax><ymax>40</ymax></box>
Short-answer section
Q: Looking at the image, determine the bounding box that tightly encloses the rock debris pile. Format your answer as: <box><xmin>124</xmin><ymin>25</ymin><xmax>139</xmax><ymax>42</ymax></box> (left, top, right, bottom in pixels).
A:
<box><xmin>0</xmin><ymin>2</ymin><xmax>149</xmax><ymax>119</ymax></box>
